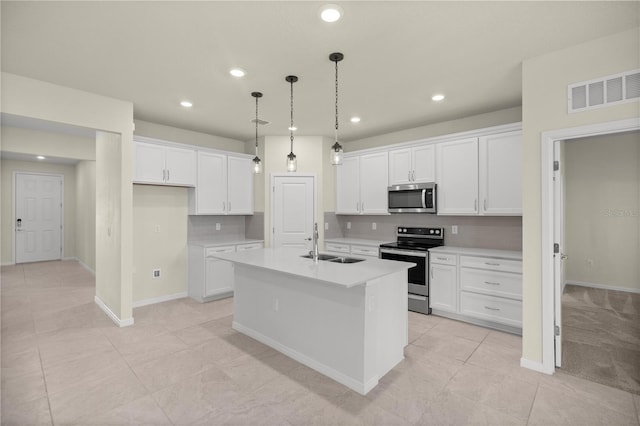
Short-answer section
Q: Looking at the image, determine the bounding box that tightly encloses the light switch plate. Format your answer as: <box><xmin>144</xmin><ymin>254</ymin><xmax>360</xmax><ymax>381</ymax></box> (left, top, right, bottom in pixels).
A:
<box><xmin>215</xmin><ymin>223</ymin><xmax>221</xmax><ymax>231</ymax></box>
<box><xmin>452</xmin><ymin>225</ymin><xmax>458</xmax><ymax>235</ymax></box>
<box><xmin>347</xmin><ymin>222</ymin><xmax>351</xmax><ymax>230</ymax></box>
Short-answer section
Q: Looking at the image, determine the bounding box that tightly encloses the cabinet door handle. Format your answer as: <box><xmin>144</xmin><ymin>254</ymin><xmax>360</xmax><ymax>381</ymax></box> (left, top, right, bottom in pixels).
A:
<box><xmin>412</xmin><ymin>170</ymin><xmax>415</xmax><ymax>181</ymax></box>
<box><xmin>408</xmin><ymin>171</ymin><xmax>411</xmax><ymax>181</ymax></box>
<box><xmin>167</xmin><ymin>170</ymin><xmax>170</xmax><ymax>182</ymax></box>
<box><xmin>228</xmin><ymin>202</ymin><xmax>231</xmax><ymax>212</ymax></box>
<box><xmin>162</xmin><ymin>169</ymin><xmax>166</xmax><ymax>181</ymax></box>
<box><xmin>484</xmin><ymin>306</ymin><xmax>500</xmax><ymax>311</ymax></box>
<box><xmin>222</xmin><ymin>202</ymin><xmax>226</xmax><ymax>212</ymax></box>
<box><xmin>484</xmin><ymin>262</ymin><xmax>500</xmax><ymax>266</ymax></box>
<box><xmin>474</xmin><ymin>199</ymin><xmax>477</xmax><ymax>211</ymax></box>
<box><xmin>484</xmin><ymin>199</ymin><xmax>487</xmax><ymax>211</ymax></box>
<box><xmin>484</xmin><ymin>281</ymin><xmax>500</xmax><ymax>286</ymax></box>
<box><xmin>361</xmin><ymin>202</ymin><xmax>364</xmax><ymax>212</ymax></box>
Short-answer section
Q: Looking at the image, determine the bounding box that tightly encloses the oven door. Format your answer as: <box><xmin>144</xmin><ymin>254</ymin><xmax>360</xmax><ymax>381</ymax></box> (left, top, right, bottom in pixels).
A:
<box><xmin>379</xmin><ymin>248</ymin><xmax>428</xmax><ymax>296</ymax></box>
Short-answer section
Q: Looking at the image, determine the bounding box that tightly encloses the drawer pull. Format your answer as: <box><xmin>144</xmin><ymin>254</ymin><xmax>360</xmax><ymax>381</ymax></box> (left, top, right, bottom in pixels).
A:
<box><xmin>484</xmin><ymin>281</ymin><xmax>501</xmax><ymax>286</ymax></box>
<box><xmin>484</xmin><ymin>306</ymin><xmax>500</xmax><ymax>311</ymax></box>
<box><xmin>484</xmin><ymin>262</ymin><xmax>500</xmax><ymax>266</ymax></box>
<box><xmin>436</xmin><ymin>257</ymin><xmax>448</xmax><ymax>261</ymax></box>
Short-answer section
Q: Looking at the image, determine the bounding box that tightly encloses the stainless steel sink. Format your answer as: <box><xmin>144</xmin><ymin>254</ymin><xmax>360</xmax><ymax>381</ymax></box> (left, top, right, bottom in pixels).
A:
<box><xmin>300</xmin><ymin>254</ymin><xmax>338</xmax><ymax>261</ymax></box>
<box><xmin>328</xmin><ymin>257</ymin><xmax>365</xmax><ymax>264</ymax></box>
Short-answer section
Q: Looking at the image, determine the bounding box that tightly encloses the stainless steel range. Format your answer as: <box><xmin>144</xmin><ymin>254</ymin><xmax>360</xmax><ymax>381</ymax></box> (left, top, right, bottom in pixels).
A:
<box><xmin>379</xmin><ymin>226</ymin><xmax>444</xmax><ymax>314</ymax></box>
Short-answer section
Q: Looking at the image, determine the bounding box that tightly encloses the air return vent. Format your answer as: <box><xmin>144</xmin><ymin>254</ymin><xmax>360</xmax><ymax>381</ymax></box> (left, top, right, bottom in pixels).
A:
<box><xmin>251</xmin><ymin>118</ymin><xmax>270</xmax><ymax>126</ymax></box>
<box><xmin>569</xmin><ymin>69</ymin><xmax>640</xmax><ymax>113</ymax></box>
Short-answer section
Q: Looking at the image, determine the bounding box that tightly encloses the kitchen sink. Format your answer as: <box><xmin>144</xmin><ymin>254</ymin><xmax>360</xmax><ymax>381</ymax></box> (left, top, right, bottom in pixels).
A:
<box><xmin>328</xmin><ymin>257</ymin><xmax>365</xmax><ymax>264</ymax></box>
<box><xmin>300</xmin><ymin>253</ymin><xmax>339</xmax><ymax>261</ymax></box>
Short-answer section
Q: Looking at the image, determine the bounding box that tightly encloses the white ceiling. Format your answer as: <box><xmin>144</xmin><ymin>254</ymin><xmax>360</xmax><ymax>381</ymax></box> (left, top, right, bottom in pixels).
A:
<box><xmin>2</xmin><ymin>1</ymin><xmax>638</xmax><ymax>143</ymax></box>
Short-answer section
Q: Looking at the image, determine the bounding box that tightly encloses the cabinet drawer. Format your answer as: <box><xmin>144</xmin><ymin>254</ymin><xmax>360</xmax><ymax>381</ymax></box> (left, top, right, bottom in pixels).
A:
<box><xmin>325</xmin><ymin>243</ymin><xmax>350</xmax><ymax>254</ymax></box>
<box><xmin>460</xmin><ymin>268</ymin><xmax>522</xmax><ymax>300</ymax></box>
<box><xmin>460</xmin><ymin>256</ymin><xmax>521</xmax><ymax>273</ymax></box>
<box><xmin>429</xmin><ymin>253</ymin><xmax>457</xmax><ymax>266</ymax></box>
<box><xmin>460</xmin><ymin>292</ymin><xmax>522</xmax><ymax>327</ymax></box>
<box><xmin>205</xmin><ymin>245</ymin><xmax>235</xmax><ymax>257</ymax></box>
<box><xmin>350</xmin><ymin>245</ymin><xmax>379</xmax><ymax>257</ymax></box>
<box><xmin>236</xmin><ymin>242</ymin><xmax>262</xmax><ymax>251</ymax></box>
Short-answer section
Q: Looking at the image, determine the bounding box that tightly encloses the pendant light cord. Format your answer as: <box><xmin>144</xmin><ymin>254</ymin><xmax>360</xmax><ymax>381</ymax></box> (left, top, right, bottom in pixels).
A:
<box><xmin>255</xmin><ymin>95</ymin><xmax>259</xmax><ymax>156</ymax></box>
<box><xmin>290</xmin><ymin>78</ymin><xmax>294</xmax><ymax>153</ymax></box>
<box><xmin>335</xmin><ymin>58</ymin><xmax>339</xmax><ymax>142</ymax></box>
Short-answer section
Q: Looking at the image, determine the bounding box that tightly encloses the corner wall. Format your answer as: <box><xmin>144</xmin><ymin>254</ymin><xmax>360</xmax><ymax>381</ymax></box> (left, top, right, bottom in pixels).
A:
<box><xmin>75</xmin><ymin>160</ymin><xmax>96</xmax><ymax>271</ymax></box>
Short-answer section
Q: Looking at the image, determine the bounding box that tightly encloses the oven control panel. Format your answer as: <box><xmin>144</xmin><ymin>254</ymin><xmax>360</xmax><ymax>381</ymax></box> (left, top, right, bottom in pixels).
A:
<box><xmin>397</xmin><ymin>227</ymin><xmax>444</xmax><ymax>238</ymax></box>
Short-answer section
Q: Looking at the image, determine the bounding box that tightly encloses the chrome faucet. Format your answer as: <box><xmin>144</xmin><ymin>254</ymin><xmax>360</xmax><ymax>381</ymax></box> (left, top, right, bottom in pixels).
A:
<box><xmin>309</xmin><ymin>222</ymin><xmax>319</xmax><ymax>262</ymax></box>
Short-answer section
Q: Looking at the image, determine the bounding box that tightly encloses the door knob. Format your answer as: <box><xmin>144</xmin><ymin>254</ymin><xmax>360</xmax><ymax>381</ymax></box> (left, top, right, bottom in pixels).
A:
<box><xmin>561</xmin><ymin>254</ymin><xmax>568</xmax><ymax>260</ymax></box>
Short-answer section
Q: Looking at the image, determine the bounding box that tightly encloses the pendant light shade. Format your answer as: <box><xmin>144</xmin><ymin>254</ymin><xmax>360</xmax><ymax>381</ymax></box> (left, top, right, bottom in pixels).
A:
<box><xmin>329</xmin><ymin>52</ymin><xmax>344</xmax><ymax>165</ymax></box>
<box><xmin>286</xmin><ymin>75</ymin><xmax>298</xmax><ymax>172</ymax></box>
<box><xmin>251</xmin><ymin>91</ymin><xmax>263</xmax><ymax>174</ymax></box>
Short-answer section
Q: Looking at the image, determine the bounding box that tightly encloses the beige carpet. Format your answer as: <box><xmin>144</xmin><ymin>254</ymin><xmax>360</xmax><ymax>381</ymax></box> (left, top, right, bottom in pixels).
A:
<box><xmin>561</xmin><ymin>284</ymin><xmax>640</xmax><ymax>395</ymax></box>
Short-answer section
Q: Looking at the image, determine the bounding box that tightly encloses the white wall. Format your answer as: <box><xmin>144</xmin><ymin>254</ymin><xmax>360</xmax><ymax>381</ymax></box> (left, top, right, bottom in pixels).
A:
<box><xmin>75</xmin><ymin>160</ymin><xmax>96</xmax><ymax>271</ymax></box>
<box><xmin>521</xmin><ymin>27</ymin><xmax>640</xmax><ymax>364</ymax></box>
<box><xmin>564</xmin><ymin>131</ymin><xmax>639</xmax><ymax>292</ymax></box>
<box><xmin>134</xmin><ymin>120</ymin><xmax>244</xmax><ymax>153</ymax></box>
<box><xmin>0</xmin><ymin>159</ymin><xmax>77</xmax><ymax>264</ymax></box>
<box><xmin>133</xmin><ymin>185</ymin><xmax>188</xmax><ymax>303</ymax></box>
<box><xmin>1</xmin><ymin>126</ymin><xmax>95</xmax><ymax>160</ymax></box>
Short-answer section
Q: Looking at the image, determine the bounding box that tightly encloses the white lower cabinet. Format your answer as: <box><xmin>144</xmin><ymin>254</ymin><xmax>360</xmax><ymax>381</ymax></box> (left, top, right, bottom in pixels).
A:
<box><xmin>429</xmin><ymin>247</ymin><xmax>522</xmax><ymax>334</ymax></box>
<box><xmin>429</xmin><ymin>255</ymin><xmax>457</xmax><ymax>313</ymax></box>
<box><xmin>189</xmin><ymin>241</ymin><xmax>263</xmax><ymax>302</ymax></box>
<box><xmin>324</xmin><ymin>240</ymin><xmax>380</xmax><ymax>258</ymax></box>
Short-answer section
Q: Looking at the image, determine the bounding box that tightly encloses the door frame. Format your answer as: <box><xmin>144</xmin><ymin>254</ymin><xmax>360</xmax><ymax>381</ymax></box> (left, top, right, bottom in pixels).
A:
<box><xmin>12</xmin><ymin>171</ymin><xmax>65</xmax><ymax>264</ymax></box>
<box><xmin>540</xmin><ymin>117</ymin><xmax>640</xmax><ymax>374</ymax></box>
<box><xmin>269</xmin><ymin>173</ymin><xmax>317</xmax><ymax>249</ymax></box>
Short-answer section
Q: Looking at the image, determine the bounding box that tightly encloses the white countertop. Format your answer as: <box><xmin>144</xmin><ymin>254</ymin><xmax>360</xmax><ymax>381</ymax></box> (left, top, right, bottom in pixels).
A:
<box><xmin>324</xmin><ymin>237</ymin><xmax>392</xmax><ymax>247</ymax></box>
<box><xmin>188</xmin><ymin>238</ymin><xmax>264</xmax><ymax>248</ymax></box>
<box><xmin>210</xmin><ymin>247</ymin><xmax>414</xmax><ymax>288</ymax></box>
<box><xmin>428</xmin><ymin>246</ymin><xmax>522</xmax><ymax>260</ymax></box>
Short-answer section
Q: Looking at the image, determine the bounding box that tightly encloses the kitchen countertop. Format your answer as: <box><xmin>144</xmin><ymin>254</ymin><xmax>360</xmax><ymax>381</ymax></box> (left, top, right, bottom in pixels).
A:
<box><xmin>429</xmin><ymin>246</ymin><xmax>522</xmax><ymax>260</ymax></box>
<box><xmin>209</xmin><ymin>247</ymin><xmax>414</xmax><ymax>288</ymax></box>
<box><xmin>188</xmin><ymin>238</ymin><xmax>264</xmax><ymax>248</ymax></box>
<box><xmin>324</xmin><ymin>237</ymin><xmax>392</xmax><ymax>247</ymax></box>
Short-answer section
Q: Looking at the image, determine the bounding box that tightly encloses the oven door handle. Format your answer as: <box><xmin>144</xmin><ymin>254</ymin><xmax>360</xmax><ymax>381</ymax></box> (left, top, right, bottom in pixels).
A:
<box><xmin>380</xmin><ymin>248</ymin><xmax>428</xmax><ymax>258</ymax></box>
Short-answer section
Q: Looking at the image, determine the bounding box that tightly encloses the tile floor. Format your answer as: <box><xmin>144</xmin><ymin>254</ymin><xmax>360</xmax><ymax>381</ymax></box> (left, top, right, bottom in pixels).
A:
<box><xmin>1</xmin><ymin>260</ymin><xmax>639</xmax><ymax>425</ymax></box>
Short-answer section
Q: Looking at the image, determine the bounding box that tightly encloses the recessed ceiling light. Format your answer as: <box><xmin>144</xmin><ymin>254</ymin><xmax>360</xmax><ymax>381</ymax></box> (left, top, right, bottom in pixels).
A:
<box><xmin>180</xmin><ymin>101</ymin><xmax>193</xmax><ymax>108</ymax></box>
<box><xmin>350</xmin><ymin>117</ymin><xmax>361</xmax><ymax>123</ymax></box>
<box><xmin>432</xmin><ymin>94</ymin><xmax>445</xmax><ymax>102</ymax></box>
<box><xmin>320</xmin><ymin>4</ymin><xmax>343</xmax><ymax>23</ymax></box>
<box><xmin>230</xmin><ymin>68</ymin><xmax>246</xmax><ymax>78</ymax></box>
<box><xmin>288</xmin><ymin>126</ymin><xmax>297</xmax><ymax>131</ymax></box>
<box><xmin>37</xmin><ymin>155</ymin><xmax>46</xmax><ymax>160</ymax></box>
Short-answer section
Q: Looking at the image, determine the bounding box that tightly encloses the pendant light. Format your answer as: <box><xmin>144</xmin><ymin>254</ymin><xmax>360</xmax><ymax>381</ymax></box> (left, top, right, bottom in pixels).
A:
<box><xmin>285</xmin><ymin>75</ymin><xmax>298</xmax><ymax>172</ymax></box>
<box><xmin>329</xmin><ymin>52</ymin><xmax>344</xmax><ymax>165</ymax></box>
<box><xmin>251</xmin><ymin>91</ymin><xmax>263</xmax><ymax>174</ymax></box>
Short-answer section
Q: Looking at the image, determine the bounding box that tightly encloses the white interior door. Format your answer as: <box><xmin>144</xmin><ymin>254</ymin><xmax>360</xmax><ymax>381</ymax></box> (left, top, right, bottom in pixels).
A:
<box><xmin>554</xmin><ymin>140</ymin><xmax>566</xmax><ymax>367</ymax></box>
<box><xmin>272</xmin><ymin>175</ymin><xmax>315</xmax><ymax>249</ymax></box>
<box><xmin>15</xmin><ymin>173</ymin><xmax>63</xmax><ymax>263</ymax></box>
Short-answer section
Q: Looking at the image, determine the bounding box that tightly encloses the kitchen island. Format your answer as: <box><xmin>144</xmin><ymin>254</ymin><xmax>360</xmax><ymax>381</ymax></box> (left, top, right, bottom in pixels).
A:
<box><xmin>210</xmin><ymin>247</ymin><xmax>414</xmax><ymax>395</ymax></box>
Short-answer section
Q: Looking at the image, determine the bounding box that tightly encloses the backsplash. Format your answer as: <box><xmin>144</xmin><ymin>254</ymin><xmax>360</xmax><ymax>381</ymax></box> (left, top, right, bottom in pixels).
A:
<box><xmin>188</xmin><ymin>215</ymin><xmax>246</xmax><ymax>240</ymax></box>
<box><xmin>325</xmin><ymin>212</ymin><xmax>522</xmax><ymax>251</ymax></box>
<box><xmin>245</xmin><ymin>212</ymin><xmax>265</xmax><ymax>240</ymax></box>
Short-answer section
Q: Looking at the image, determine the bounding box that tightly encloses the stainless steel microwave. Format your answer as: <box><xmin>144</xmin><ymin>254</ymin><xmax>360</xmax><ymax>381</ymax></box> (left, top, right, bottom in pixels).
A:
<box><xmin>388</xmin><ymin>182</ymin><xmax>437</xmax><ymax>213</ymax></box>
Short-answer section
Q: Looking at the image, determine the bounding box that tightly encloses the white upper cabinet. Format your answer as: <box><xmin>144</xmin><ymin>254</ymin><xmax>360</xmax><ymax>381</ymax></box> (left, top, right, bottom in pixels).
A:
<box><xmin>336</xmin><ymin>152</ymin><xmax>389</xmax><ymax>215</ymax></box>
<box><xmin>389</xmin><ymin>144</ymin><xmax>435</xmax><ymax>185</ymax></box>
<box><xmin>479</xmin><ymin>131</ymin><xmax>522</xmax><ymax>215</ymax></box>
<box><xmin>226</xmin><ymin>156</ymin><xmax>253</xmax><ymax>214</ymax></box>
<box><xmin>189</xmin><ymin>151</ymin><xmax>253</xmax><ymax>215</ymax></box>
<box><xmin>133</xmin><ymin>141</ymin><xmax>196</xmax><ymax>187</ymax></box>
<box><xmin>436</xmin><ymin>138</ymin><xmax>479</xmax><ymax>215</ymax></box>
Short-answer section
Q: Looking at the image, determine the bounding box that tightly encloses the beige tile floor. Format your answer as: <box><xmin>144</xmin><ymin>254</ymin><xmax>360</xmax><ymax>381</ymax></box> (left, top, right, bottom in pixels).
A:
<box><xmin>1</xmin><ymin>260</ymin><xmax>639</xmax><ymax>425</ymax></box>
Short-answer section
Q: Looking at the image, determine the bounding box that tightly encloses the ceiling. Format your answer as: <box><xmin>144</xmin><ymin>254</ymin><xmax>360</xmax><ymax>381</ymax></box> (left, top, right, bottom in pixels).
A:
<box><xmin>2</xmin><ymin>1</ymin><xmax>638</xmax><ymax>143</ymax></box>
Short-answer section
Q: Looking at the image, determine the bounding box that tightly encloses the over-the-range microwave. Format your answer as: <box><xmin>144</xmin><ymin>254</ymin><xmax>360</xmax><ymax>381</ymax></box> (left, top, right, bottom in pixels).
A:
<box><xmin>387</xmin><ymin>182</ymin><xmax>437</xmax><ymax>214</ymax></box>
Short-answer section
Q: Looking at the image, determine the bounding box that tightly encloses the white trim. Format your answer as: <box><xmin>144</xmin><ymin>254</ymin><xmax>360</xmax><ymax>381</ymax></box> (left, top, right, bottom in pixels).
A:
<box><xmin>1</xmin><ymin>262</ymin><xmax>16</xmax><ymax>267</ymax></box>
<box><xmin>233</xmin><ymin>321</ymin><xmax>378</xmax><ymax>395</ymax></box>
<box><xmin>94</xmin><ymin>295</ymin><xmax>134</xmax><ymax>327</ymax></box>
<box><xmin>76</xmin><ymin>258</ymin><xmax>96</xmax><ymax>275</ymax></box>
<box><xmin>520</xmin><ymin>357</ymin><xmax>553</xmax><ymax>375</ymax></box>
<box><xmin>345</xmin><ymin>122</ymin><xmax>522</xmax><ymax>156</ymax></box>
<box><xmin>133</xmin><ymin>135</ymin><xmax>253</xmax><ymax>160</ymax></box>
<box><xmin>540</xmin><ymin>117</ymin><xmax>640</xmax><ymax>375</ymax></box>
<box><xmin>269</xmin><ymin>173</ymin><xmax>317</xmax><ymax>249</ymax></box>
<box><xmin>565</xmin><ymin>280</ymin><xmax>640</xmax><ymax>295</ymax></box>
<box><xmin>132</xmin><ymin>292</ymin><xmax>188</xmax><ymax>308</ymax></box>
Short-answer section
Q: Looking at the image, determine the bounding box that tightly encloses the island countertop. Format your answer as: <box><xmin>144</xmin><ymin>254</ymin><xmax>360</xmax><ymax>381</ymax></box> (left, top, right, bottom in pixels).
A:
<box><xmin>210</xmin><ymin>247</ymin><xmax>414</xmax><ymax>288</ymax></box>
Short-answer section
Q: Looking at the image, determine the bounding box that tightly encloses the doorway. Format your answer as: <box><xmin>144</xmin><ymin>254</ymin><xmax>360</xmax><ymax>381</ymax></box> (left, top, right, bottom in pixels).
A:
<box><xmin>540</xmin><ymin>117</ymin><xmax>640</xmax><ymax>376</ymax></box>
<box><xmin>270</xmin><ymin>174</ymin><xmax>316</xmax><ymax>249</ymax></box>
<box><xmin>14</xmin><ymin>172</ymin><xmax>63</xmax><ymax>263</ymax></box>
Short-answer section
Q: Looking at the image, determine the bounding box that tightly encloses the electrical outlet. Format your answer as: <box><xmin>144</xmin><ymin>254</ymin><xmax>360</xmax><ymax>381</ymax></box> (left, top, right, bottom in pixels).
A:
<box><xmin>152</xmin><ymin>269</ymin><xmax>161</xmax><ymax>278</ymax></box>
<box><xmin>347</xmin><ymin>222</ymin><xmax>351</xmax><ymax>230</ymax></box>
<box><xmin>452</xmin><ymin>225</ymin><xmax>458</xmax><ymax>235</ymax></box>
<box><xmin>215</xmin><ymin>223</ymin><xmax>221</xmax><ymax>231</ymax></box>
<box><xmin>273</xmin><ymin>298</ymin><xmax>279</xmax><ymax>312</ymax></box>
<box><xmin>372</xmin><ymin>222</ymin><xmax>377</xmax><ymax>230</ymax></box>
<box><xmin>154</xmin><ymin>225</ymin><xmax>160</xmax><ymax>233</ymax></box>
<box><xmin>325</xmin><ymin>222</ymin><xmax>329</xmax><ymax>231</ymax></box>
<box><xmin>586</xmin><ymin>259</ymin><xmax>594</xmax><ymax>267</ymax></box>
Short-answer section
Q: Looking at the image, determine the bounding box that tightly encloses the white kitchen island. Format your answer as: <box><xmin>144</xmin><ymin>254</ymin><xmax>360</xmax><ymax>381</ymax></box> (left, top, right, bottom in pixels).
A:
<box><xmin>211</xmin><ymin>247</ymin><xmax>414</xmax><ymax>395</ymax></box>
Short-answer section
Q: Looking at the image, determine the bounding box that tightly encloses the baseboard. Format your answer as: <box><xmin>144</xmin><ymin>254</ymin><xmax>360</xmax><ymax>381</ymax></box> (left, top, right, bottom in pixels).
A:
<box><xmin>233</xmin><ymin>321</ymin><xmax>376</xmax><ymax>395</ymax></box>
<box><xmin>1</xmin><ymin>262</ymin><xmax>15</xmax><ymax>267</ymax></box>
<box><xmin>76</xmin><ymin>258</ymin><xmax>96</xmax><ymax>275</ymax></box>
<box><xmin>520</xmin><ymin>357</ymin><xmax>554</xmax><ymax>375</ymax></box>
<box><xmin>565</xmin><ymin>280</ymin><xmax>640</xmax><ymax>294</ymax></box>
<box><xmin>94</xmin><ymin>295</ymin><xmax>134</xmax><ymax>327</ymax></box>
<box><xmin>132</xmin><ymin>292</ymin><xmax>188</xmax><ymax>308</ymax></box>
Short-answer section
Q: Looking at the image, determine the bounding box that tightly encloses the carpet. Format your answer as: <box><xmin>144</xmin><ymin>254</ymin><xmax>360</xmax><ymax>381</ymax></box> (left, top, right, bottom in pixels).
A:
<box><xmin>561</xmin><ymin>284</ymin><xmax>640</xmax><ymax>395</ymax></box>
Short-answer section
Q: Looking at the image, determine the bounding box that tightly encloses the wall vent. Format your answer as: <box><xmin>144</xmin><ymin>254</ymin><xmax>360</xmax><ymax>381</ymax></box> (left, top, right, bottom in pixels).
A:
<box><xmin>568</xmin><ymin>69</ymin><xmax>640</xmax><ymax>113</ymax></box>
<box><xmin>250</xmin><ymin>118</ymin><xmax>270</xmax><ymax>126</ymax></box>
